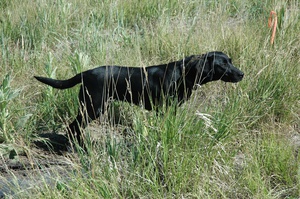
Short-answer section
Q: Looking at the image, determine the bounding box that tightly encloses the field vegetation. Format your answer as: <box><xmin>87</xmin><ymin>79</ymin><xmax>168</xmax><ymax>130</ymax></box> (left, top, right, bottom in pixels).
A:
<box><xmin>0</xmin><ymin>0</ymin><xmax>300</xmax><ymax>198</ymax></box>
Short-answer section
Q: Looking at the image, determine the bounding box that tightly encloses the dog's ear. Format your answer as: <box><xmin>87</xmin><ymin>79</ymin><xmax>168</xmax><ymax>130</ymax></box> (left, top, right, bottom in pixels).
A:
<box><xmin>206</xmin><ymin>51</ymin><xmax>217</xmax><ymax>60</ymax></box>
<box><xmin>204</xmin><ymin>51</ymin><xmax>225</xmax><ymax>66</ymax></box>
<box><xmin>206</xmin><ymin>51</ymin><xmax>226</xmax><ymax>60</ymax></box>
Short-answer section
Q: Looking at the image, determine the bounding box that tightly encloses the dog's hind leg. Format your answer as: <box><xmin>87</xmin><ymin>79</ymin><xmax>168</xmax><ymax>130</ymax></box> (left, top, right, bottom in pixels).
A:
<box><xmin>68</xmin><ymin>113</ymin><xmax>84</xmax><ymax>145</ymax></box>
<box><xmin>68</xmin><ymin>86</ymin><xmax>103</xmax><ymax>145</ymax></box>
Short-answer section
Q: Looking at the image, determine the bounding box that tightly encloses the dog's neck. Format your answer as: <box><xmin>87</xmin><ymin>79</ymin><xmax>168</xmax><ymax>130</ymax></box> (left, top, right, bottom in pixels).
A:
<box><xmin>182</xmin><ymin>54</ymin><xmax>214</xmax><ymax>87</ymax></box>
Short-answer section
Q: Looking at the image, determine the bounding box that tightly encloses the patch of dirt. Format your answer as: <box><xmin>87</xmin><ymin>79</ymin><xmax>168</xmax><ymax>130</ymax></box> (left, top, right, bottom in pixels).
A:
<box><xmin>0</xmin><ymin>132</ymin><xmax>74</xmax><ymax>198</ymax></box>
<box><xmin>0</xmin><ymin>121</ymin><xmax>131</xmax><ymax>198</ymax></box>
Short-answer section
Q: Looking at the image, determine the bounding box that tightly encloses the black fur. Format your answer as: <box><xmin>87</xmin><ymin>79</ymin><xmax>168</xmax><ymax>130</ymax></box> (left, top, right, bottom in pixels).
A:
<box><xmin>35</xmin><ymin>51</ymin><xmax>244</xmax><ymax>143</ymax></box>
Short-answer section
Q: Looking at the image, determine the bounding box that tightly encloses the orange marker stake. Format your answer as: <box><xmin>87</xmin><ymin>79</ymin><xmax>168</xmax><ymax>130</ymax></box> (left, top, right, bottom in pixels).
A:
<box><xmin>268</xmin><ymin>11</ymin><xmax>277</xmax><ymax>45</ymax></box>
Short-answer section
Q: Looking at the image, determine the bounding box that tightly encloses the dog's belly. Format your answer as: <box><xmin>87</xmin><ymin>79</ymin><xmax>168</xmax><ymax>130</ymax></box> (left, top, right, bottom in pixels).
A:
<box><xmin>112</xmin><ymin>79</ymin><xmax>153</xmax><ymax>109</ymax></box>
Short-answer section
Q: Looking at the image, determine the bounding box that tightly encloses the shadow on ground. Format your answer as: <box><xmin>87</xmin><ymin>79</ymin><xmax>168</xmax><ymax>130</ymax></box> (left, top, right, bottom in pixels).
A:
<box><xmin>33</xmin><ymin>132</ymin><xmax>70</xmax><ymax>154</ymax></box>
<box><xmin>0</xmin><ymin>132</ymin><xmax>75</xmax><ymax>198</ymax></box>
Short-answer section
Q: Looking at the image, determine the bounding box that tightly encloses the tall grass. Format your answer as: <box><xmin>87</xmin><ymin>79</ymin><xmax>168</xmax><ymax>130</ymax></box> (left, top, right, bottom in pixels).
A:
<box><xmin>0</xmin><ymin>0</ymin><xmax>300</xmax><ymax>198</ymax></box>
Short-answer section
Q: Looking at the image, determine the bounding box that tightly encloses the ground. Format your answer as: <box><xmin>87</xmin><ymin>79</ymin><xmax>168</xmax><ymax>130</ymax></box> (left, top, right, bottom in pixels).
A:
<box><xmin>1</xmin><ymin>116</ymin><xmax>300</xmax><ymax>198</ymax></box>
<box><xmin>0</xmin><ymin>120</ymin><xmax>131</xmax><ymax>198</ymax></box>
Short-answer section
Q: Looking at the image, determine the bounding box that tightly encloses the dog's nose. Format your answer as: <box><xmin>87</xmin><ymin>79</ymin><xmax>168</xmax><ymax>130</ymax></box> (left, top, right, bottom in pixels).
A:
<box><xmin>239</xmin><ymin>72</ymin><xmax>244</xmax><ymax>78</ymax></box>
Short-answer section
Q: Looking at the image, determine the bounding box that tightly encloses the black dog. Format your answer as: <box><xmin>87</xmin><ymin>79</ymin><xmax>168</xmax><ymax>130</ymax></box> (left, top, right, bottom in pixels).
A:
<box><xmin>35</xmin><ymin>51</ymin><xmax>244</xmax><ymax>143</ymax></box>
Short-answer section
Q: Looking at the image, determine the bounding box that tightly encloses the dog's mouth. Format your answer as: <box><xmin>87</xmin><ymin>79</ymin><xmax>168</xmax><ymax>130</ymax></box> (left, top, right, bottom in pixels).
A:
<box><xmin>223</xmin><ymin>73</ymin><xmax>244</xmax><ymax>83</ymax></box>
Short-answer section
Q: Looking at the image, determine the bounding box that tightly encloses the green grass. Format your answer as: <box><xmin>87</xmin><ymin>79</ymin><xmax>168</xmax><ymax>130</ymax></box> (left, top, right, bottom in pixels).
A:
<box><xmin>1</xmin><ymin>0</ymin><xmax>300</xmax><ymax>198</ymax></box>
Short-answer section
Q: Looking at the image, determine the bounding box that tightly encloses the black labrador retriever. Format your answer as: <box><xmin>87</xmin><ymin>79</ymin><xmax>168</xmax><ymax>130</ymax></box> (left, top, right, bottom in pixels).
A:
<box><xmin>35</xmin><ymin>51</ymin><xmax>244</xmax><ymax>143</ymax></box>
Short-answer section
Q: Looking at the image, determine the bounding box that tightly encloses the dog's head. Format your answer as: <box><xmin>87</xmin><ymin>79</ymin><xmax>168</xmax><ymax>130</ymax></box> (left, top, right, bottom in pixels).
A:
<box><xmin>204</xmin><ymin>51</ymin><xmax>244</xmax><ymax>83</ymax></box>
<box><xmin>185</xmin><ymin>51</ymin><xmax>244</xmax><ymax>85</ymax></box>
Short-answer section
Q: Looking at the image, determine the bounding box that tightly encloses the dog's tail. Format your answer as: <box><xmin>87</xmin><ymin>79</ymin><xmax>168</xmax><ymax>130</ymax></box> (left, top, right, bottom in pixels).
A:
<box><xmin>34</xmin><ymin>74</ymin><xmax>82</xmax><ymax>89</ymax></box>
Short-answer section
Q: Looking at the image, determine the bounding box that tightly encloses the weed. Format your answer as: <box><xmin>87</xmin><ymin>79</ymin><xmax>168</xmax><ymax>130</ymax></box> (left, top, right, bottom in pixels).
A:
<box><xmin>0</xmin><ymin>74</ymin><xmax>21</xmax><ymax>143</ymax></box>
<box><xmin>0</xmin><ymin>0</ymin><xmax>300</xmax><ymax>198</ymax></box>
